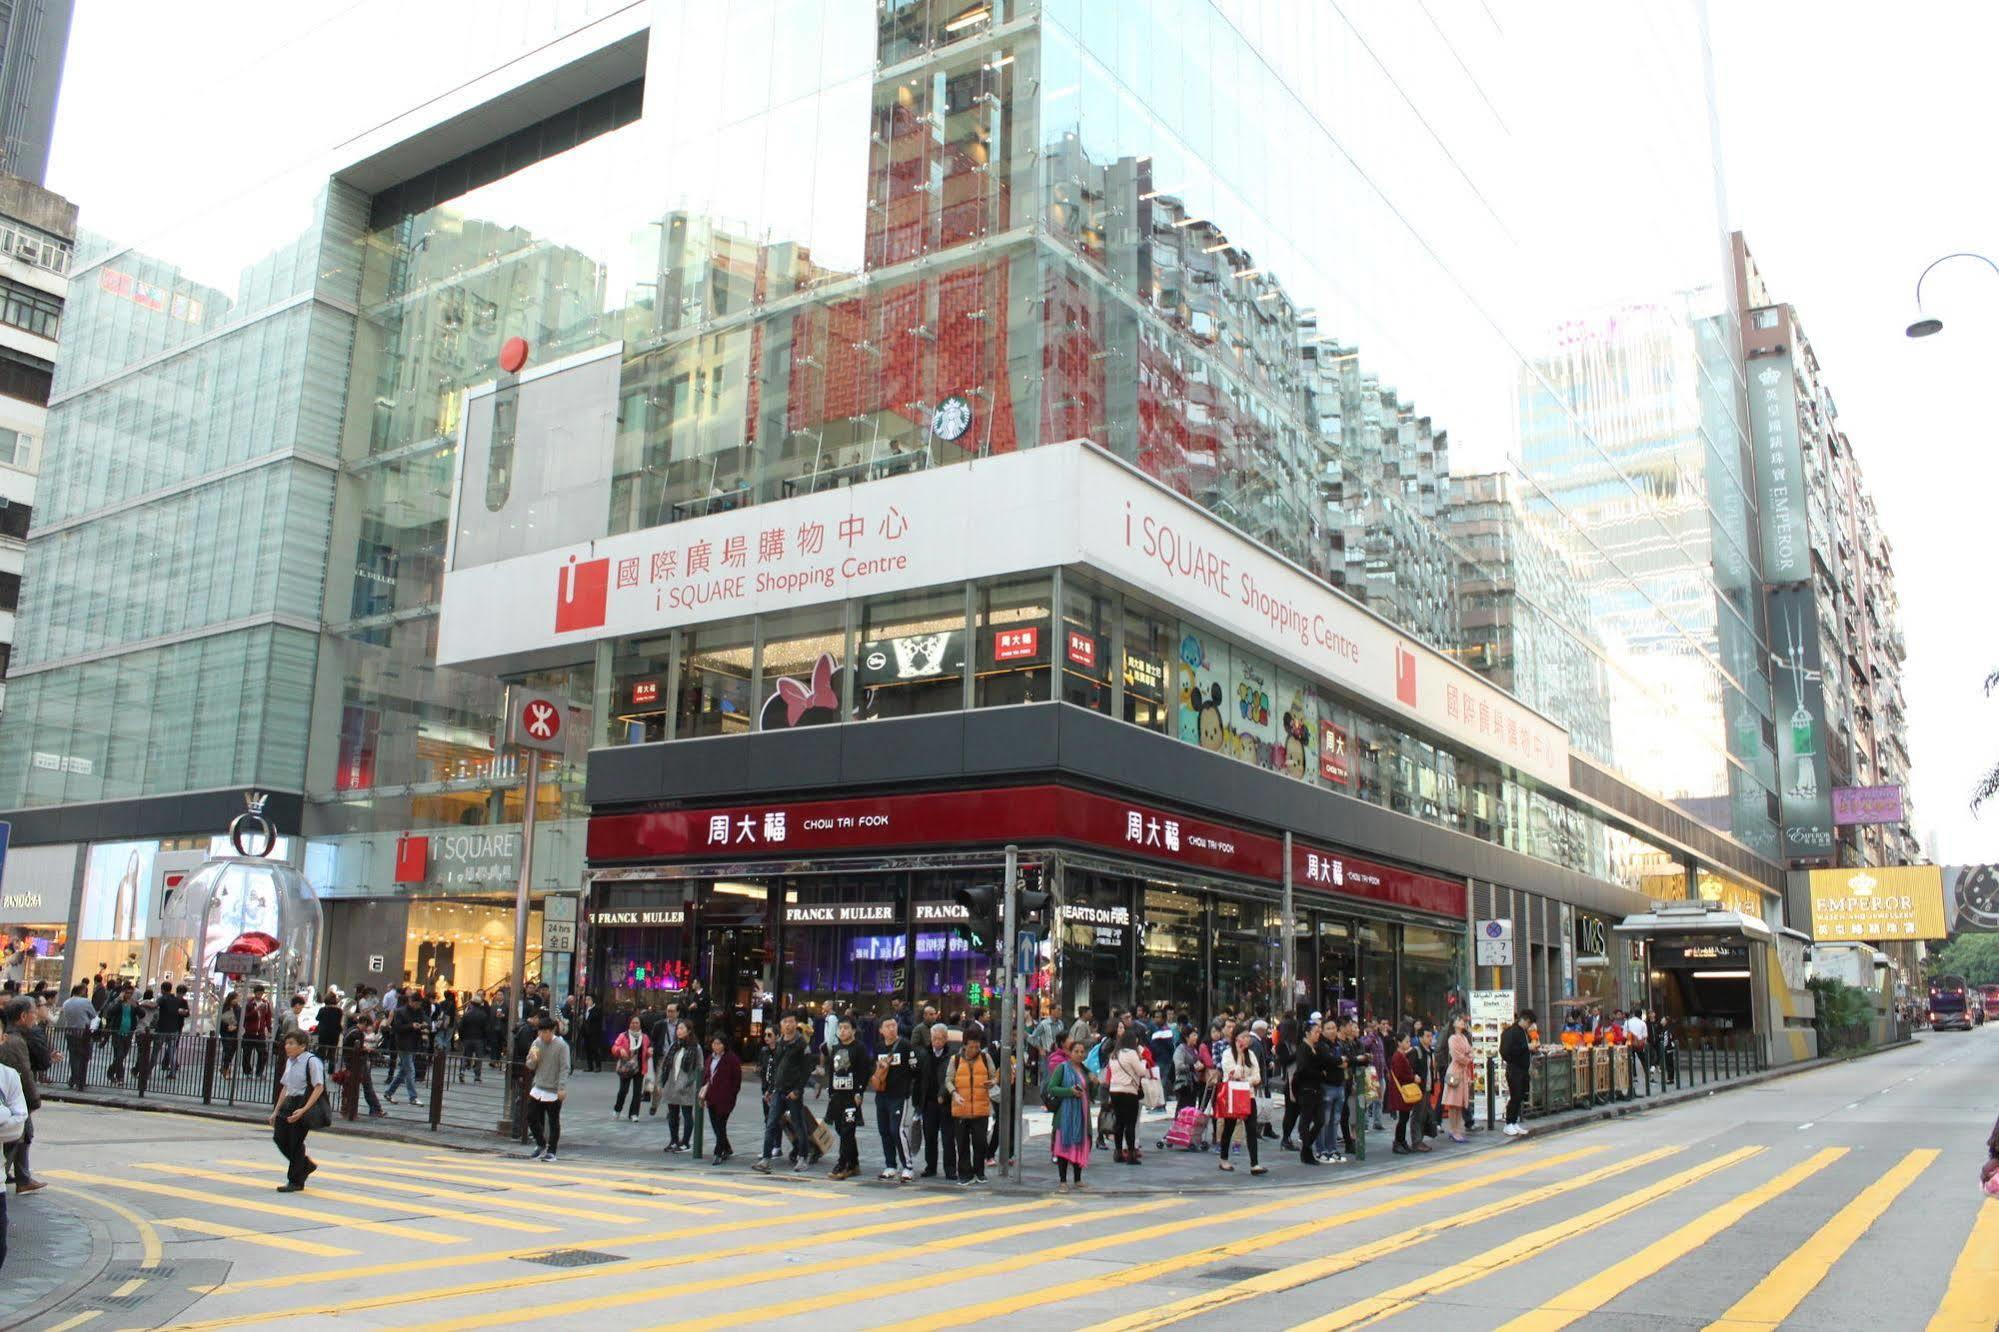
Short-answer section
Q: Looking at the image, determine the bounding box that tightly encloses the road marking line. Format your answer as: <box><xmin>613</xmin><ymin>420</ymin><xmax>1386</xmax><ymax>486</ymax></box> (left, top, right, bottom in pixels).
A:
<box><xmin>50</xmin><ymin>1185</ymin><xmax>163</xmax><ymax>1270</ymax></box>
<box><xmin>1494</xmin><ymin>1148</ymin><xmax>1847</xmax><ymax>1332</ymax></box>
<box><xmin>159</xmin><ymin>1198</ymin><xmax>1031</xmax><ymax>1328</ymax></box>
<box><xmin>1706</xmin><ymin>1147</ymin><xmax>1936</xmax><ymax>1330</ymax></box>
<box><xmin>1289</xmin><ymin>1145</ymin><xmax>1767</xmax><ymax>1331</ymax></box>
<box><xmin>202</xmin><ymin>1159</ymin><xmax>584</xmax><ymax>1229</ymax></box>
<box><xmin>365</xmin><ymin>1156</ymin><xmax>787</xmax><ymax>1206</ymax></box>
<box><xmin>1796</xmin><ymin>1122</ymin><xmax>1814</xmax><ymax>1130</ymax></box>
<box><xmin>1928</xmin><ymin>1197</ymin><xmax>1999</xmax><ymax>1331</ymax></box>
<box><xmin>46</xmin><ymin>1313</ymin><xmax>102</xmax><ymax>1331</ymax></box>
<box><xmin>140</xmin><ymin>1162</ymin><xmax>595</xmax><ymax>1230</ymax></box>
<box><xmin>111</xmin><ymin>1280</ymin><xmax>147</xmax><ymax>1299</ymax></box>
<box><xmin>425</xmin><ymin>1197</ymin><xmax>1181</xmax><ymax>1332</ymax></box>
<box><xmin>831</xmin><ymin>1147</ymin><xmax>1609</xmax><ymax>1332</ymax></box>
<box><xmin>42</xmin><ymin>1169</ymin><xmax>465</xmax><ymax>1245</ymax></box>
<box><xmin>327</xmin><ymin>1158</ymin><xmax>719</xmax><ymax>1214</ymax></box>
<box><xmin>1085</xmin><ymin>1146</ymin><xmax>1685</xmax><ymax>1332</ymax></box>
<box><xmin>160</xmin><ymin>1217</ymin><xmax>360</xmax><ymax>1257</ymax></box>
<box><xmin>405</xmin><ymin>1153</ymin><xmax>839</xmax><ymax>1200</ymax></box>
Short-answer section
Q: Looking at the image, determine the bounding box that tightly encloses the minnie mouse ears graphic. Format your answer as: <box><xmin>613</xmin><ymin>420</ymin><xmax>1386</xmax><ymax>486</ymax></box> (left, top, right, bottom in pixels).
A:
<box><xmin>761</xmin><ymin>652</ymin><xmax>841</xmax><ymax>730</ymax></box>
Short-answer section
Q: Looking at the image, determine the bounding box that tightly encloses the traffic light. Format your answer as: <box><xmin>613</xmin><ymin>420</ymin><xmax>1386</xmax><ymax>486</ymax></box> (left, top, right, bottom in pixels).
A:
<box><xmin>955</xmin><ymin>884</ymin><xmax>999</xmax><ymax>949</ymax></box>
<box><xmin>1018</xmin><ymin>887</ymin><xmax>1052</xmax><ymax>927</ymax></box>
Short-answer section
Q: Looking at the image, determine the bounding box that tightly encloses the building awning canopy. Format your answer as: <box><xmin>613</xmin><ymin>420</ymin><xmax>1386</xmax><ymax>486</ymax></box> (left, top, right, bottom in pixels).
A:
<box><xmin>1615</xmin><ymin>901</ymin><xmax>1772</xmax><ymax>942</ymax></box>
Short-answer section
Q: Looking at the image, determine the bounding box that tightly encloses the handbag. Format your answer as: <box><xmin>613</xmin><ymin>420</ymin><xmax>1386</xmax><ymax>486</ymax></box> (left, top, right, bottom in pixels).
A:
<box><xmin>1142</xmin><ymin>1069</ymin><xmax>1165</xmax><ymax>1110</ymax></box>
<box><xmin>1397</xmin><ymin>1080</ymin><xmax>1423</xmax><ymax>1105</ymax></box>
<box><xmin>809</xmin><ymin>1114</ymin><xmax>835</xmax><ymax>1156</ymax></box>
<box><xmin>1217</xmin><ymin>1079</ymin><xmax>1253</xmax><ymax>1119</ymax></box>
<box><xmin>870</xmin><ymin>1056</ymin><xmax>889</xmax><ymax>1094</ymax></box>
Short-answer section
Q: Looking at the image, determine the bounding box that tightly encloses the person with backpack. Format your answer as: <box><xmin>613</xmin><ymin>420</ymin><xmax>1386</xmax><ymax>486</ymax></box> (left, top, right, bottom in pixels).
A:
<box><xmin>947</xmin><ymin>1023</ymin><xmax>996</xmax><ymax>1184</ymax></box>
<box><xmin>268</xmin><ymin>1030</ymin><xmax>329</xmax><ymax>1191</ymax></box>
<box><xmin>1044</xmin><ymin>1037</ymin><xmax>1095</xmax><ymax>1192</ymax></box>
<box><xmin>872</xmin><ymin>1016</ymin><xmax>916</xmax><ymax>1182</ymax></box>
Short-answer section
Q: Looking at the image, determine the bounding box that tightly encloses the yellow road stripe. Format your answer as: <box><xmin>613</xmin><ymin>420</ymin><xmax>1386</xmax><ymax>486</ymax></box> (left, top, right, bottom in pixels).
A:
<box><xmin>42</xmin><ymin>1169</ymin><xmax>464</xmax><ymax>1245</ymax></box>
<box><xmin>421</xmin><ymin>1197</ymin><xmax>1177</xmax><ymax>1332</ymax></box>
<box><xmin>45</xmin><ymin>1313</ymin><xmax>101</xmax><ymax>1331</ymax></box>
<box><xmin>50</xmin><ymin>1185</ymin><xmax>163</xmax><ymax>1269</ymax></box>
<box><xmin>159</xmin><ymin>1198</ymin><xmax>1033</xmax><ymax>1329</ymax></box>
<box><xmin>1289</xmin><ymin>1145</ymin><xmax>1767</xmax><ymax>1331</ymax></box>
<box><xmin>160</xmin><ymin>1217</ymin><xmax>360</xmax><ymax>1257</ymax></box>
<box><xmin>141</xmin><ymin>1162</ymin><xmax>584</xmax><ymax>1231</ymax></box>
<box><xmin>1707</xmin><ymin>1148</ymin><xmax>1936</xmax><ymax>1330</ymax></box>
<box><xmin>1929</xmin><ymin>1197</ymin><xmax>1999</xmax><ymax>1332</ymax></box>
<box><xmin>855</xmin><ymin>1145</ymin><xmax>1606</xmax><ymax>1332</ymax></box>
<box><xmin>111</xmin><ymin>1279</ymin><xmax>147</xmax><ymax>1299</ymax></box>
<box><xmin>188</xmin><ymin>1194</ymin><xmax>952</xmax><ymax>1299</ymax></box>
<box><xmin>1088</xmin><ymin>1145</ymin><xmax>1685</xmax><ymax>1332</ymax></box>
<box><xmin>326</xmin><ymin>1158</ymin><xmax>717</xmax><ymax>1215</ymax></box>
<box><xmin>1495</xmin><ymin>1148</ymin><xmax>1847</xmax><ymax>1332</ymax></box>
<box><xmin>407</xmin><ymin>1152</ymin><xmax>839</xmax><ymax>1200</ymax></box>
<box><xmin>201</xmin><ymin>1159</ymin><xmax>583</xmax><ymax>1229</ymax></box>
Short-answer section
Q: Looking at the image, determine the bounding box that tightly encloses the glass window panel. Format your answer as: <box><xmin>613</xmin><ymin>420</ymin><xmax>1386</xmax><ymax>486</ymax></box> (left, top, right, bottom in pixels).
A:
<box><xmin>1057</xmin><ymin>572</ymin><xmax>1112</xmax><ymax>714</ymax></box>
<box><xmin>857</xmin><ymin>585</ymin><xmax>965</xmax><ymax>719</ymax></box>
<box><xmin>975</xmin><ymin>573</ymin><xmax>1051</xmax><ymax>706</ymax></box>
<box><xmin>757</xmin><ymin>605</ymin><xmax>847</xmax><ymax>731</ymax></box>
<box><xmin>676</xmin><ymin>621</ymin><xmax>754</xmax><ymax>737</ymax></box>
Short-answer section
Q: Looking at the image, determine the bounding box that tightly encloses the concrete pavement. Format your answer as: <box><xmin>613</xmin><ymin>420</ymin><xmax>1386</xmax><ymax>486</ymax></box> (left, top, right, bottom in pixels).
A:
<box><xmin>1</xmin><ymin>1028</ymin><xmax>1990</xmax><ymax>1329</ymax></box>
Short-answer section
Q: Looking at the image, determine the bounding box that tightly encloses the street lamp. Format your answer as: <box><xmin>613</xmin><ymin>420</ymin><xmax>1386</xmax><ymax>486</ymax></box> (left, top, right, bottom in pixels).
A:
<box><xmin>1904</xmin><ymin>251</ymin><xmax>1999</xmax><ymax>337</ymax></box>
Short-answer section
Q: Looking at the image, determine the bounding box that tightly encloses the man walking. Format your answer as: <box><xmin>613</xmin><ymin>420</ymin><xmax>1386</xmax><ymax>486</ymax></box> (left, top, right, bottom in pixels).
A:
<box><xmin>269</xmin><ymin>1030</ymin><xmax>328</xmax><ymax>1192</ymax></box>
<box><xmin>314</xmin><ymin>991</ymin><xmax>344</xmax><ymax>1071</ymax></box>
<box><xmin>753</xmin><ymin>1012</ymin><xmax>815</xmax><ymax>1174</ymax></box>
<box><xmin>874</xmin><ymin>1016</ymin><xmax>916</xmax><ymax>1182</ymax></box>
<box><xmin>57</xmin><ymin>983</ymin><xmax>96</xmax><ymax>1091</ymax></box>
<box><xmin>153</xmin><ymin>982</ymin><xmax>189</xmax><ymax>1077</ymax></box>
<box><xmin>243</xmin><ymin>985</ymin><xmax>274</xmax><ymax>1078</ymax></box>
<box><xmin>341</xmin><ymin>1013</ymin><xmax>387</xmax><ymax>1118</ymax></box>
<box><xmin>383</xmin><ymin>990</ymin><xmax>423</xmax><ymax>1106</ymax></box>
<box><xmin>516</xmin><ymin>1016</ymin><xmax>570</xmax><ymax>1162</ymax></box>
<box><xmin>1293</xmin><ymin>1019</ymin><xmax>1326</xmax><ymax>1166</ymax></box>
<box><xmin>913</xmin><ymin>1021</ymin><xmax>956</xmax><ymax>1179</ymax></box>
<box><xmin>0</xmin><ymin>1000</ymin><xmax>43</xmax><ymax>1193</ymax></box>
<box><xmin>1500</xmin><ymin>1008</ymin><xmax>1534</xmax><ymax>1137</ymax></box>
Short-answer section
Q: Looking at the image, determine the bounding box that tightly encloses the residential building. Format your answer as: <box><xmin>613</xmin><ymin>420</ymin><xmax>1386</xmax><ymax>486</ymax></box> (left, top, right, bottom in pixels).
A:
<box><xmin>0</xmin><ymin>2</ymin><xmax>1813</xmax><ymax>1058</ymax></box>
<box><xmin>1734</xmin><ymin>232</ymin><xmax>1919</xmax><ymax>874</ymax></box>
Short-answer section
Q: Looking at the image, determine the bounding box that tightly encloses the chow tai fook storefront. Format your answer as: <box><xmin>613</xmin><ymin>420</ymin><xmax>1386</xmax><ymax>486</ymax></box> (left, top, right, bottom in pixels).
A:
<box><xmin>582</xmin><ymin>783</ymin><xmax>1467</xmax><ymax>1049</ymax></box>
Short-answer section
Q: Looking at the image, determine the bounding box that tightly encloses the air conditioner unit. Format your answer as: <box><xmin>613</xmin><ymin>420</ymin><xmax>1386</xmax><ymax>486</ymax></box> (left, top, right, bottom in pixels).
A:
<box><xmin>12</xmin><ymin>234</ymin><xmax>38</xmax><ymax>262</ymax></box>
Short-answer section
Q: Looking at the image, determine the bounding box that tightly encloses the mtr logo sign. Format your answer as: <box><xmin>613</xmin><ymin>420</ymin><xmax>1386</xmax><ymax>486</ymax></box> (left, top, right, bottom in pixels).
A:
<box><xmin>507</xmin><ymin>691</ymin><xmax>568</xmax><ymax>755</ymax></box>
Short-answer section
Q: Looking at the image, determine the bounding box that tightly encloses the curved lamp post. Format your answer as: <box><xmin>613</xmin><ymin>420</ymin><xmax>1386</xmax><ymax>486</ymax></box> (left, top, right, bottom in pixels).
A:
<box><xmin>1905</xmin><ymin>252</ymin><xmax>1999</xmax><ymax>337</ymax></box>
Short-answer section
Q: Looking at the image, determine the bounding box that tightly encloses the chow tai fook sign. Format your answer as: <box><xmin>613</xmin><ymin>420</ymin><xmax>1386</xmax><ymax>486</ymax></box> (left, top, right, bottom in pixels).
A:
<box><xmin>587</xmin><ymin>783</ymin><xmax>1465</xmax><ymax>920</ymax></box>
<box><xmin>1806</xmin><ymin>865</ymin><xmax>1948</xmax><ymax>942</ymax></box>
<box><xmin>439</xmin><ymin>442</ymin><xmax>1569</xmax><ymax>789</ymax></box>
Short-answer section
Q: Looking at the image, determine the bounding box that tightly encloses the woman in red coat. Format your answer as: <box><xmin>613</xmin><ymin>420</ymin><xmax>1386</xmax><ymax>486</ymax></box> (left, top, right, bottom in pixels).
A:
<box><xmin>700</xmin><ymin>1033</ymin><xmax>743</xmax><ymax>1165</ymax></box>
<box><xmin>1387</xmin><ymin>1028</ymin><xmax>1428</xmax><ymax>1155</ymax></box>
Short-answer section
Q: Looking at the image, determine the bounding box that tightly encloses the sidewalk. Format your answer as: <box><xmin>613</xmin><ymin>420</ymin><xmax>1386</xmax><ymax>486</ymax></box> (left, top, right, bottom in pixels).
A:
<box><xmin>39</xmin><ymin>1040</ymin><xmax>1905</xmax><ymax>1196</ymax></box>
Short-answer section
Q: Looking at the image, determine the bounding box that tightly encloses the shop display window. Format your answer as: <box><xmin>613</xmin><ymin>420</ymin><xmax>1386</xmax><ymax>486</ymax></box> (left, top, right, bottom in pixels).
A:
<box><xmin>1211</xmin><ymin>895</ymin><xmax>1283</xmax><ymax>1018</ymax></box>
<box><xmin>780</xmin><ymin>873</ymin><xmax>907</xmax><ymax>1022</ymax></box>
<box><xmin>1056</xmin><ymin>870</ymin><xmax>1133</xmax><ymax>1021</ymax></box>
<box><xmin>757</xmin><ymin>606</ymin><xmax>848</xmax><ymax>733</ymax></box>
<box><xmin>857</xmin><ymin>586</ymin><xmax>967</xmax><ymax>719</ymax></box>
<box><xmin>1058</xmin><ymin>573</ymin><xmax>1113</xmax><ymax>715</ymax></box>
<box><xmin>677</xmin><ymin>621</ymin><xmax>753</xmax><ymax>737</ymax></box>
<box><xmin>1138</xmin><ymin>887</ymin><xmax>1205</xmax><ymax>1018</ymax></box>
<box><xmin>1316</xmin><ymin>917</ymin><xmax>1360</xmax><ymax>1019</ymax></box>
<box><xmin>611</xmin><ymin>634</ymin><xmax>674</xmax><ymax>745</ymax></box>
<box><xmin>403</xmin><ymin>898</ymin><xmax>543</xmax><ymax>996</ymax></box>
<box><xmin>975</xmin><ymin>574</ymin><xmax>1052</xmax><ymax>707</ymax></box>
<box><xmin>1122</xmin><ymin>599</ymin><xmax>1173</xmax><ymax>732</ymax></box>
<box><xmin>1358</xmin><ymin>919</ymin><xmax>1397</xmax><ymax>1026</ymax></box>
<box><xmin>912</xmin><ymin>870</ymin><xmax>997</xmax><ymax>1017</ymax></box>
<box><xmin>1401</xmin><ymin>922</ymin><xmax>1463</xmax><ymax>1029</ymax></box>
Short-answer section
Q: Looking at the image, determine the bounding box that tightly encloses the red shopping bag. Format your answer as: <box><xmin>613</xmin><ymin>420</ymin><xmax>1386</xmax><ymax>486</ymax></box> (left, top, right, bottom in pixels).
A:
<box><xmin>1216</xmin><ymin>1079</ymin><xmax>1254</xmax><ymax>1120</ymax></box>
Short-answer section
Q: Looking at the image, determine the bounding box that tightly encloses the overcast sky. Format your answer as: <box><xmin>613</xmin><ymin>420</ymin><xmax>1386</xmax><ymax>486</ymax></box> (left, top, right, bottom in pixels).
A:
<box><xmin>40</xmin><ymin>2</ymin><xmax>1999</xmax><ymax>864</ymax></box>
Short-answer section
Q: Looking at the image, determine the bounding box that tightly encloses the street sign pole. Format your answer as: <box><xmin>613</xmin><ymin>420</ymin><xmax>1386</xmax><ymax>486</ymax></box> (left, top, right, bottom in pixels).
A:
<box><xmin>1000</xmin><ymin>843</ymin><xmax>1020</xmax><ymax>1183</ymax></box>
<box><xmin>505</xmin><ymin>754</ymin><xmax>538</xmax><ymax>1136</ymax></box>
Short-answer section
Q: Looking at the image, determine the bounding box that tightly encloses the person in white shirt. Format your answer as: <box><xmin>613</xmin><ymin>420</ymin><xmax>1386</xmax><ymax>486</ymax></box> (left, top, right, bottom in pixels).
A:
<box><xmin>0</xmin><ymin>1058</ymin><xmax>26</xmax><ymax>1269</ymax></box>
<box><xmin>1624</xmin><ymin>1010</ymin><xmax>1650</xmax><ymax>1067</ymax></box>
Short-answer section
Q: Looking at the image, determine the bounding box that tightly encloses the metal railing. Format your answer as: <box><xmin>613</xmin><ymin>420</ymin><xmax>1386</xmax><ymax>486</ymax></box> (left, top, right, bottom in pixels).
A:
<box><xmin>1476</xmin><ymin>1032</ymin><xmax>1768</xmax><ymax>1123</ymax></box>
<box><xmin>49</xmin><ymin>1031</ymin><xmax>534</xmax><ymax>1136</ymax></box>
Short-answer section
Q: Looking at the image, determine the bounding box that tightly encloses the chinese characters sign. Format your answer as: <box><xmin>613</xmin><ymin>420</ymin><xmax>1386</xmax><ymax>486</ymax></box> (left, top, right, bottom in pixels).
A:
<box><xmin>1830</xmin><ymin>785</ymin><xmax>1906</xmax><ymax>827</ymax></box>
<box><xmin>1749</xmin><ymin>353</ymin><xmax>1810</xmax><ymax>584</ymax></box>
<box><xmin>1806</xmin><ymin>865</ymin><xmax>1947</xmax><ymax>942</ymax></box>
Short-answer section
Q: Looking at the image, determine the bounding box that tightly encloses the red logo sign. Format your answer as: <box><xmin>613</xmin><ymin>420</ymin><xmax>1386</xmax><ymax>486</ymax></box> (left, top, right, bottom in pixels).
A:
<box><xmin>1395</xmin><ymin>643</ymin><xmax>1418</xmax><ymax>707</ymax></box>
<box><xmin>631</xmin><ymin>680</ymin><xmax>660</xmax><ymax>706</ymax></box>
<box><xmin>555</xmin><ymin>555</ymin><xmax>609</xmax><ymax>633</ymax></box>
<box><xmin>993</xmin><ymin>627</ymin><xmax>1040</xmax><ymax>662</ymax></box>
<box><xmin>1066</xmin><ymin>630</ymin><xmax>1098</xmax><ymax>670</ymax></box>
<box><xmin>393</xmin><ymin>835</ymin><xmax>428</xmax><ymax>884</ymax></box>
<box><xmin>1320</xmin><ymin>721</ymin><xmax>1351</xmax><ymax>785</ymax></box>
<box><xmin>522</xmin><ymin>699</ymin><xmax>562</xmax><ymax>742</ymax></box>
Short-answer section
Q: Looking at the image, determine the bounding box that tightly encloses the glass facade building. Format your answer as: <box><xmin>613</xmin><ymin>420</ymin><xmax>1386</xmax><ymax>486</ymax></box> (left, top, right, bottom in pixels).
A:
<box><xmin>1</xmin><ymin>1</ymin><xmax>1795</xmax><ymax>1023</ymax></box>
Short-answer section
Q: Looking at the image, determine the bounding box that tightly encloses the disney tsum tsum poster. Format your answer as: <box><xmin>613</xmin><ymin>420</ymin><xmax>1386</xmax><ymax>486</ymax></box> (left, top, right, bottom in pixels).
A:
<box><xmin>1272</xmin><ymin>672</ymin><xmax>1317</xmax><ymax>780</ymax></box>
<box><xmin>1176</xmin><ymin>624</ymin><xmax>1231</xmax><ymax>751</ymax></box>
<box><xmin>1229</xmin><ymin>647</ymin><xmax>1279</xmax><ymax>766</ymax></box>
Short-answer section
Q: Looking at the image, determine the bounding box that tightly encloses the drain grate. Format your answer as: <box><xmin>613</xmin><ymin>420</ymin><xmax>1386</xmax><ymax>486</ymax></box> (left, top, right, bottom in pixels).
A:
<box><xmin>1201</xmin><ymin>1265</ymin><xmax>1276</xmax><ymax>1282</ymax></box>
<box><xmin>515</xmin><ymin>1249</ymin><xmax>627</xmax><ymax>1269</ymax></box>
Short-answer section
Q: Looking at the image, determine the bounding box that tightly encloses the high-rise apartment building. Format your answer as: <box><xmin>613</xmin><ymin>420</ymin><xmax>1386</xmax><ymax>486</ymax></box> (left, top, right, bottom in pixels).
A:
<box><xmin>1734</xmin><ymin>233</ymin><xmax>1918</xmax><ymax>873</ymax></box>
<box><xmin>0</xmin><ymin>2</ymin><xmax>1819</xmax><ymax>1055</ymax></box>
<box><xmin>0</xmin><ymin>0</ymin><xmax>70</xmax><ymax>185</ymax></box>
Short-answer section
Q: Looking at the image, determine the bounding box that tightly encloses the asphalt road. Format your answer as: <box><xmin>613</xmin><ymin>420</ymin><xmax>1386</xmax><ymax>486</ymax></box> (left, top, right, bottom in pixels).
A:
<box><xmin>7</xmin><ymin>1028</ymin><xmax>1995</xmax><ymax>1331</ymax></box>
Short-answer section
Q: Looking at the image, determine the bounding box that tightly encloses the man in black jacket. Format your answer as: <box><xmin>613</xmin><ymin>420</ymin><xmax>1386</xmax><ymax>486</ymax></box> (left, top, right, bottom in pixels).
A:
<box><xmin>1292</xmin><ymin>1023</ymin><xmax>1327</xmax><ymax>1166</ymax></box>
<box><xmin>753</xmin><ymin>1013</ymin><xmax>815</xmax><ymax>1174</ymax></box>
<box><xmin>911</xmin><ymin>1021</ymin><xmax>956</xmax><ymax>1180</ymax></box>
<box><xmin>314</xmin><ymin>993</ymin><xmax>344</xmax><ymax>1071</ymax></box>
<box><xmin>1499</xmin><ymin>1009</ymin><xmax>1534</xmax><ymax>1136</ymax></box>
<box><xmin>455</xmin><ymin>997</ymin><xmax>491</xmax><ymax>1082</ymax></box>
<box><xmin>382</xmin><ymin>996</ymin><xmax>424</xmax><ymax>1106</ymax></box>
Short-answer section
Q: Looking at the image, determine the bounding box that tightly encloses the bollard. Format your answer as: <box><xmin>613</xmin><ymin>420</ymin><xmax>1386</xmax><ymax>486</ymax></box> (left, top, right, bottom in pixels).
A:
<box><xmin>341</xmin><ymin>1045</ymin><xmax>362</xmax><ymax>1121</ymax></box>
<box><xmin>693</xmin><ymin>1082</ymin><xmax>706</xmax><ymax>1159</ymax></box>
<box><xmin>1486</xmin><ymin>1055</ymin><xmax>1497</xmax><ymax>1129</ymax></box>
<box><xmin>428</xmin><ymin>1050</ymin><xmax>446</xmax><ymax>1130</ymax></box>
<box><xmin>135</xmin><ymin>1030</ymin><xmax>153</xmax><ymax>1098</ymax></box>
<box><xmin>201</xmin><ymin>1034</ymin><xmax>219</xmax><ymax>1105</ymax></box>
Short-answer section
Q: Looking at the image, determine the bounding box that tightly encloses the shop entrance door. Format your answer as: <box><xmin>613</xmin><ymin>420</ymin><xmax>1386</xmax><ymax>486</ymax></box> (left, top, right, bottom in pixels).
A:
<box><xmin>704</xmin><ymin>926</ymin><xmax>767</xmax><ymax>1055</ymax></box>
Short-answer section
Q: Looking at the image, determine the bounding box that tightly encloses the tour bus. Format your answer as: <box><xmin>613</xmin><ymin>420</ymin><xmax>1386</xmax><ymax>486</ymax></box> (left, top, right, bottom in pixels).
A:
<box><xmin>1928</xmin><ymin>974</ymin><xmax>1973</xmax><ymax>1031</ymax></box>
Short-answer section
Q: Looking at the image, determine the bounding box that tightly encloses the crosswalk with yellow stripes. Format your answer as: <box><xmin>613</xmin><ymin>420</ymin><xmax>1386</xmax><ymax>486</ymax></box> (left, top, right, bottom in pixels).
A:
<box><xmin>33</xmin><ymin>1128</ymin><xmax>1999</xmax><ymax>1332</ymax></box>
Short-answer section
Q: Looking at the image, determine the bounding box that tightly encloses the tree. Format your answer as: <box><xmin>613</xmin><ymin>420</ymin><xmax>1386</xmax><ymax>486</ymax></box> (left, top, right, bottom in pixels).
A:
<box><xmin>1926</xmin><ymin>934</ymin><xmax>1999</xmax><ymax>987</ymax></box>
<box><xmin>1974</xmin><ymin>669</ymin><xmax>1999</xmax><ymax>812</ymax></box>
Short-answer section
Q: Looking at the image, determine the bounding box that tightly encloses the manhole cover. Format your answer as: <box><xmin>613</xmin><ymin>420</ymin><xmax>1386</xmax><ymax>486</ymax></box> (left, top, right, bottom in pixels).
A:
<box><xmin>515</xmin><ymin>1249</ymin><xmax>626</xmax><ymax>1269</ymax></box>
<box><xmin>1202</xmin><ymin>1265</ymin><xmax>1276</xmax><ymax>1282</ymax></box>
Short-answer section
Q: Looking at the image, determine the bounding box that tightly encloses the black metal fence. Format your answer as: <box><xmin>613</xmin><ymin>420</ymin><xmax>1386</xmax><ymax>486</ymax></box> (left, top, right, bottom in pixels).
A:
<box><xmin>48</xmin><ymin>1032</ymin><xmax>535</xmax><ymax>1138</ymax></box>
<box><xmin>1478</xmin><ymin>1032</ymin><xmax>1767</xmax><ymax>1125</ymax></box>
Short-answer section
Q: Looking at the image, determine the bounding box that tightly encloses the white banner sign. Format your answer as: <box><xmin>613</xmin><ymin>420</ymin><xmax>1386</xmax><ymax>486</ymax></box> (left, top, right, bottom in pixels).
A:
<box><xmin>437</xmin><ymin>443</ymin><xmax>1570</xmax><ymax>787</ymax></box>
